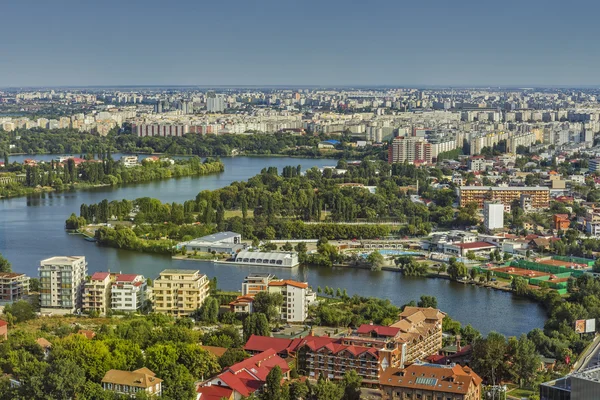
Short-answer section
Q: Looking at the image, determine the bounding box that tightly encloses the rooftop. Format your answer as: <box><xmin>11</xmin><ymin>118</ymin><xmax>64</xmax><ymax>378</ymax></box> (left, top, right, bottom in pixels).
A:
<box><xmin>40</xmin><ymin>256</ymin><xmax>85</xmax><ymax>265</ymax></box>
<box><xmin>159</xmin><ymin>269</ymin><xmax>200</xmax><ymax>276</ymax></box>
<box><xmin>197</xmin><ymin>231</ymin><xmax>240</xmax><ymax>243</ymax></box>
<box><xmin>101</xmin><ymin>367</ymin><xmax>162</xmax><ymax>389</ymax></box>
<box><xmin>460</xmin><ymin>186</ymin><xmax>549</xmax><ymax>191</ymax></box>
<box><xmin>380</xmin><ymin>363</ymin><xmax>482</xmax><ymax>395</ymax></box>
<box><xmin>90</xmin><ymin>272</ymin><xmax>110</xmax><ymax>281</ymax></box>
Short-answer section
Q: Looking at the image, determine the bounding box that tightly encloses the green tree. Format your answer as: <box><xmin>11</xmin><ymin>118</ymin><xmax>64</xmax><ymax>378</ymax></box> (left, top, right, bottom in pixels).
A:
<box><xmin>0</xmin><ymin>253</ymin><xmax>11</xmax><ymax>273</ymax></box>
<box><xmin>252</xmin><ymin>292</ymin><xmax>283</xmax><ymax>322</ymax></box>
<box><xmin>261</xmin><ymin>365</ymin><xmax>283</xmax><ymax>400</ymax></box>
<box><xmin>509</xmin><ymin>334</ymin><xmax>540</xmax><ymax>388</ymax></box>
<box><xmin>472</xmin><ymin>332</ymin><xmax>508</xmax><ymax>385</ymax></box>
<box><xmin>447</xmin><ymin>260</ymin><xmax>468</xmax><ymax>281</ymax></box>
<box><xmin>218</xmin><ymin>348</ymin><xmax>249</xmax><ymax>369</ymax></box>
<box><xmin>342</xmin><ymin>370</ymin><xmax>362</xmax><ymax>400</ymax></box>
<box><xmin>366</xmin><ymin>251</ymin><xmax>384</xmax><ymax>271</ymax></box>
<box><xmin>3</xmin><ymin>300</ymin><xmax>36</xmax><ymax>323</ymax></box>
<box><xmin>243</xmin><ymin>313</ymin><xmax>270</xmax><ymax>341</ymax></box>
<box><xmin>417</xmin><ymin>295</ymin><xmax>438</xmax><ymax>308</ymax></box>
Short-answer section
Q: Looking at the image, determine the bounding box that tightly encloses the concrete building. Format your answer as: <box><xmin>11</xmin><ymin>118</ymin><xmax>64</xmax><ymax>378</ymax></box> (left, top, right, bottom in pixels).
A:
<box><xmin>101</xmin><ymin>368</ymin><xmax>162</xmax><ymax>397</ymax></box>
<box><xmin>380</xmin><ymin>363</ymin><xmax>482</xmax><ymax>400</ymax></box>
<box><xmin>111</xmin><ymin>274</ymin><xmax>147</xmax><ymax>312</ymax></box>
<box><xmin>120</xmin><ymin>155</ymin><xmax>138</xmax><ymax>167</ymax></box>
<box><xmin>268</xmin><ymin>280</ymin><xmax>316</xmax><ymax>322</ymax></box>
<box><xmin>176</xmin><ymin>231</ymin><xmax>245</xmax><ymax>255</ymax></box>
<box><xmin>459</xmin><ymin>186</ymin><xmax>550</xmax><ymax>209</ymax></box>
<box><xmin>83</xmin><ymin>272</ymin><xmax>112</xmax><ymax>315</ymax></box>
<box><xmin>241</xmin><ymin>273</ymin><xmax>275</xmax><ymax>296</ymax></box>
<box><xmin>540</xmin><ymin>365</ymin><xmax>600</xmax><ymax>400</ymax></box>
<box><xmin>39</xmin><ymin>256</ymin><xmax>87</xmax><ymax>314</ymax></box>
<box><xmin>207</xmin><ymin>91</ymin><xmax>225</xmax><ymax>112</ymax></box>
<box><xmin>153</xmin><ymin>269</ymin><xmax>210</xmax><ymax>317</ymax></box>
<box><xmin>0</xmin><ymin>272</ymin><xmax>30</xmax><ymax>303</ymax></box>
<box><xmin>234</xmin><ymin>250</ymin><xmax>300</xmax><ymax>268</ymax></box>
<box><xmin>388</xmin><ymin>136</ymin><xmax>432</xmax><ymax>164</ymax></box>
<box><xmin>483</xmin><ymin>202</ymin><xmax>504</xmax><ymax>230</ymax></box>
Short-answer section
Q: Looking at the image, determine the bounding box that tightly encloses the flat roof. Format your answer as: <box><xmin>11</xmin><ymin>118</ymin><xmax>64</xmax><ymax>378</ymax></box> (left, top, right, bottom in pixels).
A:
<box><xmin>40</xmin><ymin>256</ymin><xmax>85</xmax><ymax>264</ymax></box>
<box><xmin>160</xmin><ymin>269</ymin><xmax>200</xmax><ymax>275</ymax></box>
<box><xmin>197</xmin><ymin>231</ymin><xmax>240</xmax><ymax>243</ymax></box>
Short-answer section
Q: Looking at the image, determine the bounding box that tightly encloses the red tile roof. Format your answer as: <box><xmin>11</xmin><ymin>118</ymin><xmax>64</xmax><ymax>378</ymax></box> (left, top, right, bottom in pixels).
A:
<box><xmin>114</xmin><ymin>274</ymin><xmax>140</xmax><ymax>283</ymax></box>
<box><xmin>244</xmin><ymin>335</ymin><xmax>298</xmax><ymax>355</ymax></box>
<box><xmin>197</xmin><ymin>385</ymin><xmax>233</xmax><ymax>400</ymax></box>
<box><xmin>268</xmin><ymin>280</ymin><xmax>308</xmax><ymax>289</ymax></box>
<box><xmin>0</xmin><ymin>320</ymin><xmax>7</xmax><ymax>328</ymax></box>
<box><xmin>356</xmin><ymin>324</ymin><xmax>400</xmax><ymax>337</ymax></box>
<box><xmin>90</xmin><ymin>272</ymin><xmax>110</xmax><ymax>281</ymax></box>
<box><xmin>454</xmin><ymin>241</ymin><xmax>496</xmax><ymax>250</ymax></box>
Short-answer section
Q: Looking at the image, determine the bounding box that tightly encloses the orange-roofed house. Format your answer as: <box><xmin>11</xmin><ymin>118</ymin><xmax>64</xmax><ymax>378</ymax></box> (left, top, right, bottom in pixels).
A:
<box><xmin>101</xmin><ymin>367</ymin><xmax>162</xmax><ymax>397</ymax></box>
<box><xmin>380</xmin><ymin>363</ymin><xmax>482</xmax><ymax>400</ymax></box>
<box><xmin>229</xmin><ymin>295</ymin><xmax>255</xmax><ymax>314</ymax></box>
<box><xmin>0</xmin><ymin>320</ymin><xmax>7</xmax><ymax>341</ymax></box>
<box><xmin>268</xmin><ymin>280</ymin><xmax>316</xmax><ymax>322</ymax></box>
<box><xmin>553</xmin><ymin>214</ymin><xmax>570</xmax><ymax>231</ymax></box>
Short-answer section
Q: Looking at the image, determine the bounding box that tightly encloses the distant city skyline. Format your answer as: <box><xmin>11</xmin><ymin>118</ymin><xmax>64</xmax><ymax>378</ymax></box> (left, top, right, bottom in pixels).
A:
<box><xmin>2</xmin><ymin>0</ymin><xmax>600</xmax><ymax>87</ymax></box>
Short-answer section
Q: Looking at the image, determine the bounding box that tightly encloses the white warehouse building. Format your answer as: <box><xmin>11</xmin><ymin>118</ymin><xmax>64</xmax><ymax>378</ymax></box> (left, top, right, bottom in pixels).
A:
<box><xmin>234</xmin><ymin>250</ymin><xmax>300</xmax><ymax>268</ymax></box>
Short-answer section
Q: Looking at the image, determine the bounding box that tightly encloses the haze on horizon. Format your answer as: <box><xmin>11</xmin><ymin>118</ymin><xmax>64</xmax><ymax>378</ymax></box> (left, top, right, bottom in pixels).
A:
<box><xmin>2</xmin><ymin>0</ymin><xmax>599</xmax><ymax>88</ymax></box>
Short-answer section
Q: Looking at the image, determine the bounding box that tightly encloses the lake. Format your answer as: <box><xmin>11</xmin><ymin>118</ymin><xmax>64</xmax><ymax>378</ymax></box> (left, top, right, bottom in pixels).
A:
<box><xmin>0</xmin><ymin>156</ymin><xmax>546</xmax><ymax>336</ymax></box>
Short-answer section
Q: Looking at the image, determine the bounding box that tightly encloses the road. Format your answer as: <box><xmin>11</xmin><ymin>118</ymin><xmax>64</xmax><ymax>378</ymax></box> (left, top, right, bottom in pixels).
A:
<box><xmin>573</xmin><ymin>334</ymin><xmax>600</xmax><ymax>371</ymax></box>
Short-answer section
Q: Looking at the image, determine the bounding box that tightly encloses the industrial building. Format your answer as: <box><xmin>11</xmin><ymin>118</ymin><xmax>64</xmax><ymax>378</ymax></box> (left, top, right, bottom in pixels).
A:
<box><xmin>234</xmin><ymin>250</ymin><xmax>300</xmax><ymax>268</ymax></box>
<box><xmin>176</xmin><ymin>231</ymin><xmax>245</xmax><ymax>255</ymax></box>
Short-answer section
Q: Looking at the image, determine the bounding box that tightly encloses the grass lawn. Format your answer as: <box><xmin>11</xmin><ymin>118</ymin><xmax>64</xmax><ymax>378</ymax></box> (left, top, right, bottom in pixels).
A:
<box><xmin>507</xmin><ymin>387</ymin><xmax>536</xmax><ymax>398</ymax></box>
<box><xmin>224</xmin><ymin>209</ymin><xmax>253</xmax><ymax>218</ymax></box>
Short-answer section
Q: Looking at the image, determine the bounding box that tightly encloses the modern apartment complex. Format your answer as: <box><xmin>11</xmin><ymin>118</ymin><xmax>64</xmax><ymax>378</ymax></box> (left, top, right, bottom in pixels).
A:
<box><xmin>268</xmin><ymin>279</ymin><xmax>317</xmax><ymax>322</ymax></box>
<box><xmin>459</xmin><ymin>186</ymin><xmax>550</xmax><ymax>209</ymax></box>
<box><xmin>241</xmin><ymin>273</ymin><xmax>275</xmax><ymax>296</ymax></box>
<box><xmin>0</xmin><ymin>272</ymin><xmax>30</xmax><ymax>303</ymax></box>
<box><xmin>388</xmin><ymin>136</ymin><xmax>432</xmax><ymax>164</ymax></box>
<box><xmin>83</xmin><ymin>272</ymin><xmax>112</xmax><ymax>315</ymax></box>
<box><xmin>101</xmin><ymin>368</ymin><xmax>162</xmax><ymax>397</ymax></box>
<box><xmin>39</xmin><ymin>256</ymin><xmax>87</xmax><ymax>314</ymax></box>
<box><xmin>153</xmin><ymin>269</ymin><xmax>210</xmax><ymax>317</ymax></box>
<box><xmin>111</xmin><ymin>274</ymin><xmax>147</xmax><ymax>312</ymax></box>
<box><xmin>380</xmin><ymin>363</ymin><xmax>482</xmax><ymax>400</ymax></box>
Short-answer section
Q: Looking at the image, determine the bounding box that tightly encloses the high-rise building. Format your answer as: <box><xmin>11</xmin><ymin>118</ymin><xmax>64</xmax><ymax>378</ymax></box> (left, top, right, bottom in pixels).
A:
<box><xmin>111</xmin><ymin>274</ymin><xmax>147</xmax><ymax>312</ymax></box>
<box><xmin>39</xmin><ymin>256</ymin><xmax>87</xmax><ymax>314</ymax></box>
<box><xmin>206</xmin><ymin>91</ymin><xmax>225</xmax><ymax>113</ymax></box>
<box><xmin>0</xmin><ymin>272</ymin><xmax>30</xmax><ymax>303</ymax></box>
<box><xmin>153</xmin><ymin>269</ymin><xmax>210</xmax><ymax>317</ymax></box>
<box><xmin>268</xmin><ymin>280</ymin><xmax>316</xmax><ymax>322</ymax></box>
<box><xmin>388</xmin><ymin>136</ymin><xmax>432</xmax><ymax>164</ymax></box>
<box><xmin>484</xmin><ymin>202</ymin><xmax>504</xmax><ymax>231</ymax></box>
<box><xmin>83</xmin><ymin>272</ymin><xmax>112</xmax><ymax>315</ymax></box>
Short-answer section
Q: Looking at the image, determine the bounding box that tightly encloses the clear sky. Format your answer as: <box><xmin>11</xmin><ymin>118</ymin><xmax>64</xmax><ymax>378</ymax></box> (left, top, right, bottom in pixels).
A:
<box><xmin>1</xmin><ymin>0</ymin><xmax>599</xmax><ymax>87</ymax></box>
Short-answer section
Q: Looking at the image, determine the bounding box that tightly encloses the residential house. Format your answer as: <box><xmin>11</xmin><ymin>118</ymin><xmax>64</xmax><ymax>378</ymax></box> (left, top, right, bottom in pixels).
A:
<box><xmin>0</xmin><ymin>320</ymin><xmax>7</xmax><ymax>340</ymax></box>
<box><xmin>198</xmin><ymin>349</ymin><xmax>289</xmax><ymax>400</ymax></box>
<box><xmin>36</xmin><ymin>337</ymin><xmax>52</xmax><ymax>359</ymax></box>
<box><xmin>101</xmin><ymin>367</ymin><xmax>162</xmax><ymax>398</ymax></box>
<box><xmin>553</xmin><ymin>214</ymin><xmax>571</xmax><ymax>231</ymax></box>
<box><xmin>229</xmin><ymin>295</ymin><xmax>254</xmax><ymax>314</ymax></box>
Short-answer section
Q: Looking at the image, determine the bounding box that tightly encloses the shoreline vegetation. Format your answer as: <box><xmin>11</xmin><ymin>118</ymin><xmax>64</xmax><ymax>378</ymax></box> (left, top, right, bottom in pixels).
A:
<box><xmin>1</xmin><ymin>156</ymin><xmax>224</xmax><ymax>200</ymax></box>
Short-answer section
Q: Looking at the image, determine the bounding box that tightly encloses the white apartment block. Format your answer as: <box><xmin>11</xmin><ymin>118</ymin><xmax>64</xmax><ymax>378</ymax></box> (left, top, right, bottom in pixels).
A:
<box><xmin>111</xmin><ymin>274</ymin><xmax>147</xmax><ymax>312</ymax></box>
<box><xmin>39</xmin><ymin>256</ymin><xmax>87</xmax><ymax>314</ymax></box>
<box><xmin>484</xmin><ymin>202</ymin><xmax>504</xmax><ymax>231</ymax></box>
<box><xmin>268</xmin><ymin>280</ymin><xmax>316</xmax><ymax>323</ymax></box>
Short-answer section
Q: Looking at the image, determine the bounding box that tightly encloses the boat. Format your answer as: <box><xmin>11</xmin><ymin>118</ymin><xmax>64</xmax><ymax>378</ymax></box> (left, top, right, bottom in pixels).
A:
<box><xmin>84</xmin><ymin>236</ymin><xmax>97</xmax><ymax>242</ymax></box>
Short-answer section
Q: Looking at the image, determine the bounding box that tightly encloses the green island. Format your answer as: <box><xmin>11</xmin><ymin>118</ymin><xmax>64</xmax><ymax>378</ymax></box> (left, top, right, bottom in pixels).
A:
<box><xmin>0</xmin><ymin>153</ymin><xmax>224</xmax><ymax>199</ymax></box>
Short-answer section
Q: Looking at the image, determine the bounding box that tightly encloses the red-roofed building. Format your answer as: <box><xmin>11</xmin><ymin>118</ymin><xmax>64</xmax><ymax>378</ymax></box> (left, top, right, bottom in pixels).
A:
<box><xmin>197</xmin><ymin>385</ymin><xmax>234</xmax><ymax>400</ymax></box>
<box><xmin>200</xmin><ymin>349</ymin><xmax>289</xmax><ymax>399</ymax></box>
<box><xmin>83</xmin><ymin>271</ymin><xmax>113</xmax><ymax>315</ymax></box>
<box><xmin>356</xmin><ymin>324</ymin><xmax>401</xmax><ymax>338</ymax></box>
<box><xmin>229</xmin><ymin>295</ymin><xmax>254</xmax><ymax>314</ymax></box>
<box><xmin>111</xmin><ymin>274</ymin><xmax>147</xmax><ymax>312</ymax></box>
<box><xmin>0</xmin><ymin>320</ymin><xmax>7</xmax><ymax>340</ymax></box>
<box><xmin>553</xmin><ymin>214</ymin><xmax>570</xmax><ymax>231</ymax></box>
<box><xmin>244</xmin><ymin>335</ymin><xmax>303</xmax><ymax>358</ymax></box>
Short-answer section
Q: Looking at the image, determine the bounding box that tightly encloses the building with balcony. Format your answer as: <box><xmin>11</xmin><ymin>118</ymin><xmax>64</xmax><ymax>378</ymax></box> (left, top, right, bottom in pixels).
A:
<box><xmin>380</xmin><ymin>363</ymin><xmax>482</xmax><ymax>400</ymax></box>
<box><xmin>111</xmin><ymin>274</ymin><xmax>147</xmax><ymax>312</ymax></box>
<box><xmin>268</xmin><ymin>280</ymin><xmax>316</xmax><ymax>322</ymax></box>
<box><xmin>153</xmin><ymin>269</ymin><xmax>209</xmax><ymax>317</ymax></box>
<box><xmin>241</xmin><ymin>273</ymin><xmax>275</xmax><ymax>296</ymax></box>
<box><xmin>0</xmin><ymin>272</ymin><xmax>30</xmax><ymax>303</ymax></box>
<box><xmin>391</xmin><ymin>307</ymin><xmax>445</xmax><ymax>365</ymax></box>
<box><xmin>83</xmin><ymin>272</ymin><xmax>112</xmax><ymax>315</ymax></box>
<box><xmin>101</xmin><ymin>367</ymin><xmax>162</xmax><ymax>398</ymax></box>
<box><xmin>39</xmin><ymin>256</ymin><xmax>87</xmax><ymax>314</ymax></box>
<box><xmin>459</xmin><ymin>186</ymin><xmax>550</xmax><ymax>209</ymax></box>
<box><xmin>388</xmin><ymin>136</ymin><xmax>432</xmax><ymax>164</ymax></box>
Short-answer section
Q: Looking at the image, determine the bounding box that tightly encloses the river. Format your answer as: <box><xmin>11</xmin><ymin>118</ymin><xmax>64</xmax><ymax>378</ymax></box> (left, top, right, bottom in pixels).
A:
<box><xmin>0</xmin><ymin>156</ymin><xmax>546</xmax><ymax>336</ymax></box>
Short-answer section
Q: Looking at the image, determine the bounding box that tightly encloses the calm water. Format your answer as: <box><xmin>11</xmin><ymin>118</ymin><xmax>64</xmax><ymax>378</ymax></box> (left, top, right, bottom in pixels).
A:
<box><xmin>0</xmin><ymin>156</ymin><xmax>546</xmax><ymax>336</ymax></box>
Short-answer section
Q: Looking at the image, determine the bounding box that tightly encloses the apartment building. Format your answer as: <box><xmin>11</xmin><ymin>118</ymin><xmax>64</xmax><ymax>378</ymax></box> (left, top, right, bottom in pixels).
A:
<box><xmin>101</xmin><ymin>368</ymin><xmax>162</xmax><ymax>398</ymax></box>
<box><xmin>111</xmin><ymin>274</ymin><xmax>147</xmax><ymax>312</ymax></box>
<box><xmin>153</xmin><ymin>269</ymin><xmax>210</xmax><ymax>317</ymax></box>
<box><xmin>391</xmin><ymin>307</ymin><xmax>445</xmax><ymax>365</ymax></box>
<box><xmin>459</xmin><ymin>186</ymin><xmax>550</xmax><ymax>209</ymax></box>
<box><xmin>39</xmin><ymin>256</ymin><xmax>87</xmax><ymax>314</ymax></box>
<box><xmin>268</xmin><ymin>279</ymin><xmax>316</xmax><ymax>322</ymax></box>
<box><xmin>241</xmin><ymin>273</ymin><xmax>275</xmax><ymax>296</ymax></box>
<box><xmin>380</xmin><ymin>363</ymin><xmax>482</xmax><ymax>400</ymax></box>
<box><xmin>83</xmin><ymin>272</ymin><xmax>112</xmax><ymax>315</ymax></box>
<box><xmin>0</xmin><ymin>272</ymin><xmax>30</xmax><ymax>303</ymax></box>
<box><xmin>388</xmin><ymin>136</ymin><xmax>432</xmax><ymax>164</ymax></box>
<box><xmin>483</xmin><ymin>202</ymin><xmax>504</xmax><ymax>231</ymax></box>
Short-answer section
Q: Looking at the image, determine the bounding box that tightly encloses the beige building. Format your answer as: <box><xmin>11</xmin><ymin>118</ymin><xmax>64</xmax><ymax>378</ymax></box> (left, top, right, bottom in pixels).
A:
<box><xmin>0</xmin><ymin>272</ymin><xmax>30</xmax><ymax>303</ymax></box>
<box><xmin>102</xmin><ymin>367</ymin><xmax>162</xmax><ymax>397</ymax></box>
<box><xmin>83</xmin><ymin>272</ymin><xmax>112</xmax><ymax>315</ymax></box>
<box><xmin>153</xmin><ymin>269</ymin><xmax>209</xmax><ymax>317</ymax></box>
<box><xmin>459</xmin><ymin>186</ymin><xmax>550</xmax><ymax>209</ymax></box>
<box><xmin>380</xmin><ymin>363</ymin><xmax>482</xmax><ymax>400</ymax></box>
<box><xmin>391</xmin><ymin>306</ymin><xmax>445</xmax><ymax>365</ymax></box>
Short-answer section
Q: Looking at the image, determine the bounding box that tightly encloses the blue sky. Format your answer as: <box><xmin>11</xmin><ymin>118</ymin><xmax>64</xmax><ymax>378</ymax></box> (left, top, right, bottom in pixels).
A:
<box><xmin>1</xmin><ymin>0</ymin><xmax>599</xmax><ymax>87</ymax></box>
